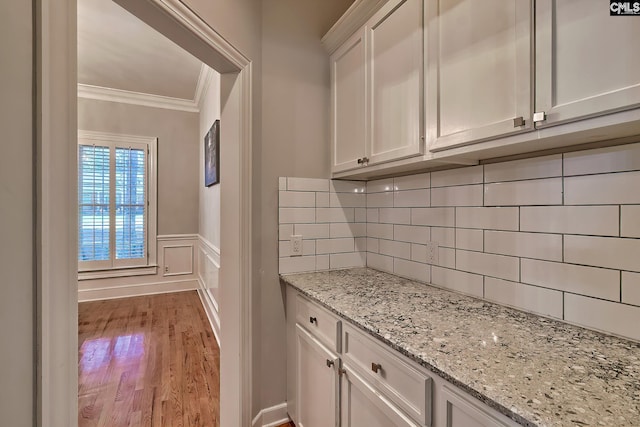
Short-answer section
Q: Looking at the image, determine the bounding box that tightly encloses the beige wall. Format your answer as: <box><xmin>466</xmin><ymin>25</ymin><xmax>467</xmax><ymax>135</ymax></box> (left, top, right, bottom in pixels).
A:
<box><xmin>0</xmin><ymin>1</ymin><xmax>34</xmax><ymax>425</ymax></box>
<box><xmin>199</xmin><ymin>70</ymin><xmax>222</xmax><ymax>248</ymax></box>
<box><xmin>78</xmin><ymin>98</ymin><xmax>200</xmax><ymax>235</ymax></box>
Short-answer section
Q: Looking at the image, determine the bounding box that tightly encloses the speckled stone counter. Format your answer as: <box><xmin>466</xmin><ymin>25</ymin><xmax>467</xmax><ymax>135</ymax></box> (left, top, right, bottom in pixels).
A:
<box><xmin>280</xmin><ymin>268</ymin><xmax>640</xmax><ymax>427</ymax></box>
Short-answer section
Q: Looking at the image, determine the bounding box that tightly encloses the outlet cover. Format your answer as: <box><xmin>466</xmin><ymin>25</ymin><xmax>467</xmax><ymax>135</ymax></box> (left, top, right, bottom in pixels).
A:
<box><xmin>290</xmin><ymin>235</ymin><xmax>303</xmax><ymax>256</ymax></box>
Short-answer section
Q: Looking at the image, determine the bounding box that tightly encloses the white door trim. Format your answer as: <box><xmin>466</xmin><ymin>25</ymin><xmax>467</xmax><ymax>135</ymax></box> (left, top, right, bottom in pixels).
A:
<box><xmin>38</xmin><ymin>0</ymin><xmax>253</xmax><ymax>425</ymax></box>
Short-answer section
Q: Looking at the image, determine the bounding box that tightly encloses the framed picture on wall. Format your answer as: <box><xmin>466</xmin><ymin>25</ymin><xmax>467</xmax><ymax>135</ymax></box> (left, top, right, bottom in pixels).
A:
<box><xmin>204</xmin><ymin>119</ymin><xmax>220</xmax><ymax>186</ymax></box>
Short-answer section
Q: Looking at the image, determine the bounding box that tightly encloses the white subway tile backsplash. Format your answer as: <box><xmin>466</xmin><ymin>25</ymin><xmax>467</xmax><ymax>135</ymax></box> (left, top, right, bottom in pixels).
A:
<box><xmin>279</xmin><ymin>224</ymin><xmax>294</xmax><ymax>240</ymax></box>
<box><xmin>484</xmin><ymin>178</ymin><xmax>563</xmax><ymax>206</ymax></box>
<box><xmin>316</xmin><ymin>255</ymin><xmax>329</xmax><ymax>271</ymax></box>
<box><xmin>411</xmin><ymin>244</ymin><xmax>428</xmax><ymax>263</ymax></box>
<box><xmin>484</xmin><ymin>278</ymin><xmax>563</xmax><ymax>319</ymax></box>
<box><xmin>565</xmin><ymin>294</ymin><xmax>640</xmax><ymax>341</ymax></box>
<box><xmin>394</xmin><ymin>173</ymin><xmax>430</xmax><ymax>190</ymax></box>
<box><xmin>565</xmin><ymin>235</ymin><xmax>640</xmax><ymax>273</ymax></box>
<box><xmin>622</xmin><ymin>272</ymin><xmax>640</xmax><ymax>306</ymax></box>
<box><xmin>331</xmin><ymin>180</ymin><xmax>366</xmax><ymax>193</ymax></box>
<box><xmin>367</xmin><ymin>252</ymin><xmax>394</xmax><ymax>273</ymax></box>
<box><xmin>366</xmin><ymin>237</ymin><xmax>379</xmax><ymax>253</ymax></box>
<box><xmin>330</xmin><ymin>223</ymin><xmax>366</xmax><ymax>238</ymax></box>
<box><xmin>279</xmin><ymin>191</ymin><xmax>316</xmax><ymax>207</ymax></box>
<box><xmin>394</xmin><ymin>225</ymin><xmax>430</xmax><ymax>244</ymax></box>
<box><xmin>394</xmin><ymin>189</ymin><xmax>430</xmax><ymax>207</ymax></box>
<box><xmin>456</xmin><ymin>228</ymin><xmax>483</xmax><ymax>251</ymax></box>
<box><xmin>330</xmin><ymin>252</ymin><xmax>366</xmax><ymax>269</ymax></box>
<box><xmin>287</xmin><ymin>177</ymin><xmax>329</xmax><ymax>192</ymax></box>
<box><xmin>484</xmin><ymin>231</ymin><xmax>562</xmax><ymax>262</ymax></box>
<box><xmin>316</xmin><ymin>208</ymin><xmax>354</xmax><ymax>223</ymax></box>
<box><xmin>367</xmin><ymin>208</ymin><xmax>379</xmax><ymax>223</ymax></box>
<box><xmin>294</xmin><ymin>223</ymin><xmax>330</xmax><ymax>239</ymax></box>
<box><xmin>521</xmin><ymin>259</ymin><xmax>620</xmax><ymax>301</ymax></box>
<box><xmin>563</xmin><ymin>142</ymin><xmax>640</xmax><ymax>176</ymax></box>
<box><xmin>316</xmin><ymin>192</ymin><xmax>330</xmax><ymax>208</ymax></box>
<box><xmin>279</xmin><ymin>256</ymin><xmax>317</xmax><ymax>274</ymax></box>
<box><xmin>621</xmin><ymin>206</ymin><xmax>640</xmax><ymax>238</ymax></box>
<box><xmin>367</xmin><ymin>178</ymin><xmax>394</xmax><ymax>193</ymax></box>
<box><xmin>565</xmin><ymin>171</ymin><xmax>640</xmax><ymax>205</ymax></box>
<box><xmin>379</xmin><ymin>208</ymin><xmax>411</xmax><ymax>225</ymax></box>
<box><xmin>330</xmin><ymin>192</ymin><xmax>366</xmax><ymax>208</ymax></box>
<box><xmin>521</xmin><ymin>206</ymin><xmax>619</xmax><ymax>236</ymax></box>
<box><xmin>394</xmin><ymin>258</ymin><xmax>430</xmax><ymax>283</ymax></box>
<box><xmin>431</xmin><ymin>227</ymin><xmax>456</xmax><ymax>248</ymax></box>
<box><xmin>411</xmin><ymin>208</ymin><xmax>455</xmax><ymax>227</ymax></box>
<box><xmin>456</xmin><ymin>207</ymin><xmax>519</xmax><ymax>231</ymax></box>
<box><xmin>367</xmin><ymin>223</ymin><xmax>394</xmax><ymax>240</ymax></box>
<box><xmin>355</xmin><ymin>237</ymin><xmax>367</xmax><ymax>252</ymax></box>
<box><xmin>367</xmin><ymin>192</ymin><xmax>394</xmax><ymax>208</ymax></box>
<box><xmin>431</xmin><ymin>267</ymin><xmax>484</xmax><ymax>297</ymax></box>
<box><xmin>431</xmin><ymin>185</ymin><xmax>483</xmax><ymax>207</ymax></box>
<box><xmin>355</xmin><ymin>208</ymin><xmax>367</xmax><ymax>223</ymax></box>
<box><xmin>438</xmin><ymin>247</ymin><xmax>455</xmax><ymax>268</ymax></box>
<box><xmin>379</xmin><ymin>239</ymin><xmax>411</xmax><ymax>260</ymax></box>
<box><xmin>456</xmin><ymin>250</ymin><xmax>519</xmax><ymax>281</ymax></box>
<box><xmin>279</xmin><ymin>208</ymin><xmax>315</xmax><ymax>224</ymax></box>
<box><xmin>316</xmin><ymin>238</ymin><xmax>355</xmax><ymax>255</ymax></box>
<box><xmin>431</xmin><ymin>165</ymin><xmax>483</xmax><ymax>187</ymax></box>
<box><xmin>279</xmin><ymin>177</ymin><xmax>287</xmax><ymax>190</ymax></box>
<box><xmin>484</xmin><ymin>154</ymin><xmax>562</xmax><ymax>183</ymax></box>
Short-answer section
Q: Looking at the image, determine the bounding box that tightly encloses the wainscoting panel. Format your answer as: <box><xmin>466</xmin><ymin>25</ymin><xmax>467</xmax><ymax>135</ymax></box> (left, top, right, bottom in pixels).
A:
<box><xmin>198</xmin><ymin>235</ymin><xmax>221</xmax><ymax>345</ymax></box>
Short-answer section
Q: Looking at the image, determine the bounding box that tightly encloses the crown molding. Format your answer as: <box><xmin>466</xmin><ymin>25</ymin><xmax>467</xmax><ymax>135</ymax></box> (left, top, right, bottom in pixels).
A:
<box><xmin>194</xmin><ymin>64</ymin><xmax>215</xmax><ymax>109</ymax></box>
<box><xmin>77</xmin><ymin>83</ymin><xmax>200</xmax><ymax>112</ymax></box>
<box><xmin>321</xmin><ymin>0</ymin><xmax>387</xmax><ymax>55</ymax></box>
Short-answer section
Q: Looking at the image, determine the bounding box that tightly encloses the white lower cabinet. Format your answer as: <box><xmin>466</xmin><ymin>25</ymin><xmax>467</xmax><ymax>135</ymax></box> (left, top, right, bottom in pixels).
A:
<box><xmin>341</xmin><ymin>364</ymin><xmax>420</xmax><ymax>427</ymax></box>
<box><xmin>286</xmin><ymin>287</ymin><xmax>521</xmax><ymax>427</ymax></box>
<box><xmin>295</xmin><ymin>324</ymin><xmax>341</xmax><ymax>427</ymax></box>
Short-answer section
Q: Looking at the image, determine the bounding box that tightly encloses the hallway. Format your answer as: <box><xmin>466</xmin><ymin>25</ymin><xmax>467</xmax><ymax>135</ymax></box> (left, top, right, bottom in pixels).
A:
<box><xmin>78</xmin><ymin>291</ymin><xmax>220</xmax><ymax>427</ymax></box>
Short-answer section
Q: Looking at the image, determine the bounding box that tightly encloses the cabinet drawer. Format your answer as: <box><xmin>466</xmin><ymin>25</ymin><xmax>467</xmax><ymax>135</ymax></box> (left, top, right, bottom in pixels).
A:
<box><xmin>343</xmin><ymin>324</ymin><xmax>432</xmax><ymax>426</ymax></box>
<box><xmin>296</xmin><ymin>294</ymin><xmax>342</xmax><ymax>353</ymax></box>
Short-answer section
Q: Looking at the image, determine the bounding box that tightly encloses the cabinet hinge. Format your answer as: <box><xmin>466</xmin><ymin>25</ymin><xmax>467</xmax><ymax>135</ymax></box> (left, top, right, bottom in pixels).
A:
<box><xmin>533</xmin><ymin>112</ymin><xmax>546</xmax><ymax>123</ymax></box>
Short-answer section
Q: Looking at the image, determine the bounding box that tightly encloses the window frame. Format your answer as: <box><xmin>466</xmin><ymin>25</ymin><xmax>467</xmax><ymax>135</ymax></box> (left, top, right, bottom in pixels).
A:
<box><xmin>77</xmin><ymin>130</ymin><xmax>158</xmax><ymax>278</ymax></box>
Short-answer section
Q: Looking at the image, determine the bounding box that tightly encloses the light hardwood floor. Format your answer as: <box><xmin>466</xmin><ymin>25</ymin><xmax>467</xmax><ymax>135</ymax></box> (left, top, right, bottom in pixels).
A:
<box><xmin>78</xmin><ymin>291</ymin><xmax>220</xmax><ymax>427</ymax></box>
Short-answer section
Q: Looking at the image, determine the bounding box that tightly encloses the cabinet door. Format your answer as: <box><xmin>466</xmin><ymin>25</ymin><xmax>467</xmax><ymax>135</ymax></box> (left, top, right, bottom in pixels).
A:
<box><xmin>296</xmin><ymin>324</ymin><xmax>340</xmax><ymax>427</ymax></box>
<box><xmin>368</xmin><ymin>0</ymin><xmax>424</xmax><ymax>165</ymax></box>
<box><xmin>535</xmin><ymin>0</ymin><xmax>640</xmax><ymax>128</ymax></box>
<box><xmin>331</xmin><ymin>28</ymin><xmax>367</xmax><ymax>173</ymax></box>
<box><xmin>428</xmin><ymin>0</ymin><xmax>533</xmax><ymax>152</ymax></box>
<box><xmin>341</xmin><ymin>365</ymin><xmax>420</xmax><ymax>427</ymax></box>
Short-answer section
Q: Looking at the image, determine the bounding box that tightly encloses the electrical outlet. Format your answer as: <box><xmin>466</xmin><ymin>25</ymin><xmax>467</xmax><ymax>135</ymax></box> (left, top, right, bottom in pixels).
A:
<box><xmin>290</xmin><ymin>235</ymin><xmax>303</xmax><ymax>256</ymax></box>
<box><xmin>426</xmin><ymin>241</ymin><xmax>439</xmax><ymax>265</ymax></box>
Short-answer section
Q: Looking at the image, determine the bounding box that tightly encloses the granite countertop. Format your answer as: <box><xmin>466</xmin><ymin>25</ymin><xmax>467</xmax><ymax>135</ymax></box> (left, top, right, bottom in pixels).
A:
<box><xmin>280</xmin><ymin>268</ymin><xmax>640</xmax><ymax>427</ymax></box>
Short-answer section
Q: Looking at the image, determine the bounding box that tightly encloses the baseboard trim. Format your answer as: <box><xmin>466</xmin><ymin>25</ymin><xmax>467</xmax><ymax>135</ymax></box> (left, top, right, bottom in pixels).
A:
<box><xmin>78</xmin><ymin>279</ymin><xmax>199</xmax><ymax>302</ymax></box>
<box><xmin>197</xmin><ymin>288</ymin><xmax>221</xmax><ymax>347</ymax></box>
<box><xmin>251</xmin><ymin>402</ymin><xmax>289</xmax><ymax>427</ymax></box>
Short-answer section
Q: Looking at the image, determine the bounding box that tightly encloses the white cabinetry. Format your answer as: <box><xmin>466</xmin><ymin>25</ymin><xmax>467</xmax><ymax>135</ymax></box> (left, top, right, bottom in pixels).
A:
<box><xmin>427</xmin><ymin>0</ymin><xmax>533</xmax><ymax>151</ymax></box>
<box><xmin>535</xmin><ymin>0</ymin><xmax>640</xmax><ymax>128</ymax></box>
<box><xmin>329</xmin><ymin>0</ymin><xmax>423</xmax><ymax>173</ymax></box>
<box><xmin>439</xmin><ymin>385</ymin><xmax>514</xmax><ymax>427</ymax></box>
<box><xmin>295</xmin><ymin>325</ymin><xmax>340</xmax><ymax>427</ymax></box>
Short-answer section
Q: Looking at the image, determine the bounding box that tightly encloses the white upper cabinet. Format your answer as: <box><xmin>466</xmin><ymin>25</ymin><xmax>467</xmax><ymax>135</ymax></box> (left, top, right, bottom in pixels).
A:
<box><xmin>331</xmin><ymin>28</ymin><xmax>367</xmax><ymax>173</ymax></box>
<box><xmin>368</xmin><ymin>0</ymin><xmax>424</xmax><ymax>165</ymax></box>
<box><xmin>535</xmin><ymin>0</ymin><xmax>640</xmax><ymax>128</ymax></box>
<box><xmin>428</xmin><ymin>0</ymin><xmax>534</xmax><ymax>151</ymax></box>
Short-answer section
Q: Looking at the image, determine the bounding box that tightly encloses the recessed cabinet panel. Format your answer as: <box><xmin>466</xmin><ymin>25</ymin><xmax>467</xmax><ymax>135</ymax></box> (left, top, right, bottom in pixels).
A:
<box><xmin>535</xmin><ymin>0</ymin><xmax>640</xmax><ymax>127</ymax></box>
<box><xmin>296</xmin><ymin>324</ymin><xmax>340</xmax><ymax>427</ymax></box>
<box><xmin>442</xmin><ymin>385</ymin><xmax>513</xmax><ymax>427</ymax></box>
<box><xmin>332</xmin><ymin>29</ymin><xmax>367</xmax><ymax>173</ymax></box>
<box><xmin>296</xmin><ymin>294</ymin><xmax>342</xmax><ymax>352</ymax></box>
<box><xmin>341</xmin><ymin>365</ymin><xmax>421</xmax><ymax>427</ymax></box>
<box><xmin>368</xmin><ymin>0</ymin><xmax>423</xmax><ymax>164</ymax></box>
<box><xmin>429</xmin><ymin>0</ymin><xmax>533</xmax><ymax>151</ymax></box>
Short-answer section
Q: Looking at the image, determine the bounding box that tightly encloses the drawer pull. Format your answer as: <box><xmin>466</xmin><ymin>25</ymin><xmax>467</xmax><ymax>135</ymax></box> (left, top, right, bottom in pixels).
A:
<box><xmin>309</xmin><ymin>316</ymin><xmax>317</xmax><ymax>324</ymax></box>
<box><xmin>326</xmin><ymin>359</ymin><xmax>335</xmax><ymax>368</ymax></box>
<box><xmin>371</xmin><ymin>362</ymin><xmax>382</xmax><ymax>373</ymax></box>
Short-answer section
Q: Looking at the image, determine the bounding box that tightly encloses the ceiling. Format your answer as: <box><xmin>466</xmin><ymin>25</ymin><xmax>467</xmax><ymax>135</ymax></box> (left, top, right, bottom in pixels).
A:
<box><xmin>78</xmin><ymin>0</ymin><xmax>204</xmax><ymax>102</ymax></box>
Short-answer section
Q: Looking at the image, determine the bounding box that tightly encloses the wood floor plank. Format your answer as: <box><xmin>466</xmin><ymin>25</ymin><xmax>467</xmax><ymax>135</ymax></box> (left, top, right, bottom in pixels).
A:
<box><xmin>79</xmin><ymin>291</ymin><xmax>220</xmax><ymax>427</ymax></box>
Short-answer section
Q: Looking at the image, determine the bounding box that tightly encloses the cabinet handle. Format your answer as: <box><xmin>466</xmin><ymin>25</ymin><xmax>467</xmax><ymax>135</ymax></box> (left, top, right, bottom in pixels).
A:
<box><xmin>326</xmin><ymin>359</ymin><xmax>335</xmax><ymax>368</ymax></box>
<box><xmin>371</xmin><ymin>362</ymin><xmax>382</xmax><ymax>373</ymax></box>
<box><xmin>338</xmin><ymin>368</ymin><xmax>347</xmax><ymax>376</ymax></box>
<box><xmin>513</xmin><ymin>116</ymin><xmax>525</xmax><ymax>127</ymax></box>
<box><xmin>357</xmin><ymin>158</ymin><xmax>364</xmax><ymax>165</ymax></box>
<box><xmin>309</xmin><ymin>316</ymin><xmax>317</xmax><ymax>325</ymax></box>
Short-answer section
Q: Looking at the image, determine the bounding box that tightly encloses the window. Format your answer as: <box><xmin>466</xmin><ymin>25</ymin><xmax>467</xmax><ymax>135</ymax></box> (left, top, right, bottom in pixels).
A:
<box><xmin>78</xmin><ymin>131</ymin><xmax>157</xmax><ymax>274</ymax></box>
